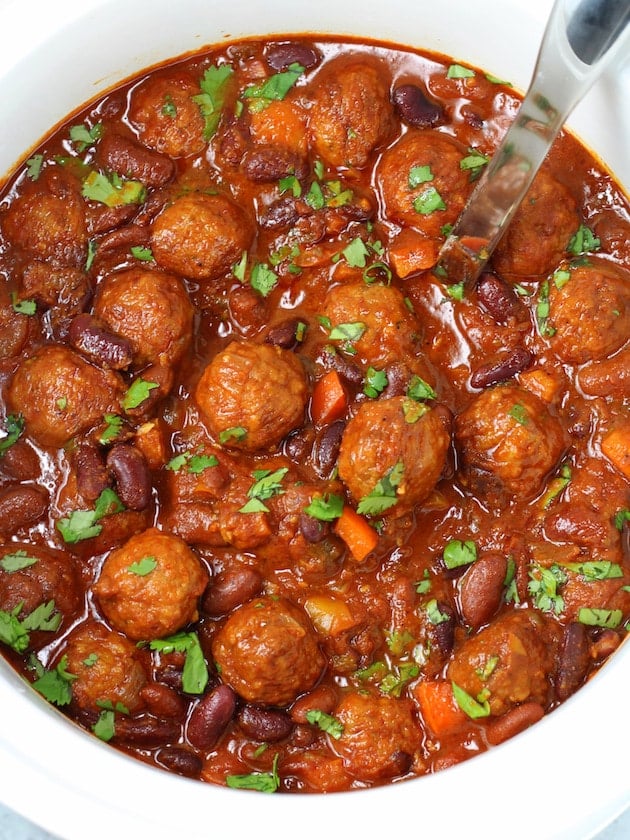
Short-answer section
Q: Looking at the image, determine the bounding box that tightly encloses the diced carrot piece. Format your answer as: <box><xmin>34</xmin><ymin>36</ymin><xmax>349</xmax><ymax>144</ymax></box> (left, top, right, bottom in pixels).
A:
<box><xmin>333</xmin><ymin>505</ymin><xmax>378</xmax><ymax>562</ymax></box>
<box><xmin>519</xmin><ymin>367</ymin><xmax>560</xmax><ymax>404</ymax></box>
<box><xmin>389</xmin><ymin>228</ymin><xmax>439</xmax><ymax>277</ymax></box>
<box><xmin>134</xmin><ymin>420</ymin><xmax>166</xmax><ymax>469</ymax></box>
<box><xmin>601</xmin><ymin>424</ymin><xmax>630</xmax><ymax>478</ymax></box>
<box><xmin>304</xmin><ymin>595</ymin><xmax>356</xmax><ymax>636</ymax></box>
<box><xmin>413</xmin><ymin>680</ymin><xmax>468</xmax><ymax>737</ymax></box>
<box><xmin>311</xmin><ymin>370</ymin><xmax>348</xmax><ymax>426</ymax></box>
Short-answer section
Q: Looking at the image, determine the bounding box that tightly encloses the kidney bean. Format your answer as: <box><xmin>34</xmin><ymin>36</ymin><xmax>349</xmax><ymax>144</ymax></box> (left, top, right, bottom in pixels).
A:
<box><xmin>382</xmin><ymin>362</ymin><xmax>413</xmax><ymax>398</ymax></box>
<box><xmin>430</xmin><ymin>602</ymin><xmax>455</xmax><ymax>657</ymax></box>
<box><xmin>96</xmin><ymin>223</ymin><xmax>151</xmax><ymax>255</ymax></box>
<box><xmin>284</xmin><ymin>427</ymin><xmax>316</xmax><ymax>463</ymax></box>
<box><xmin>238</xmin><ymin>705</ymin><xmax>294</xmax><ymax>742</ymax></box>
<box><xmin>106</xmin><ymin>444</ymin><xmax>152</xmax><ymax>511</ymax></box>
<box><xmin>68</xmin><ymin>313</ymin><xmax>134</xmax><ymax>370</ymax></box>
<box><xmin>140</xmin><ymin>682</ymin><xmax>188</xmax><ymax>719</ymax></box>
<box><xmin>291</xmin><ymin>684</ymin><xmax>338</xmax><ymax>724</ymax></box>
<box><xmin>556</xmin><ymin>622</ymin><xmax>590</xmax><ymax>701</ymax></box>
<box><xmin>155</xmin><ymin>746</ymin><xmax>203</xmax><ymax>778</ymax></box>
<box><xmin>299</xmin><ymin>512</ymin><xmax>329</xmax><ymax>543</ymax></box>
<box><xmin>187</xmin><ymin>684</ymin><xmax>236</xmax><ymax>750</ymax></box>
<box><xmin>265</xmin><ymin>317</ymin><xmax>304</xmax><ymax>350</ymax></box>
<box><xmin>320</xmin><ymin>346</ymin><xmax>363</xmax><ymax>386</ymax></box>
<box><xmin>0</xmin><ymin>440</ymin><xmax>40</xmax><ymax>481</ymax></box>
<box><xmin>242</xmin><ymin>146</ymin><xmax>307</xmax><ymax>183</ymax></box>
<box><xmin>459</xmin><ymin>553</ymin><xmax>508</xmax><ymax>629</ymax></box>
<box><xmin>266</xmin><ymin>42</ymin><xmax>321</xmax><ymax>71</ymax></box>
<box><xmin>312</xmin><ymin>420</ymin><xmax>345</xmax><ymax>478</ymax></box>
<box><xmin>622</xmin><ymin>522</ymin><xmax>629</xmax><ymax>562</ymax></box>
<box><xmin>113</xmin><ymin>716</ymin><xmax>181</xmax><ymax>747</ymax></box>
<box><xmin>475</xmin><ymin>271</ymin><xmax>521</xmax><ymax>322</ymax></box>
<box><xmin>202</xmin><ymin>567</ymin><xmax>263</xmax><ymax>616</ymax></box>
<box><xmin>470</xmin><ymin>347</ymin><xmax>533</xmax><ymax>389</ymax></box>
<box><xmin>87</xmin><ymin>203</ymin><xmax>138</xmax><ymax>236</ymax></box>
<box><xmin>589</xmin><ymin>628</ymin><xmax>621</xmax><ymax>661</ymax></box>
<box><xmin>0</xmin><ymin>484</ymin><xmax>48</xmax><ymax>534</ymax></box>
<box><xmin>485</xmin><ymin>702</ymin><xmax>545</xmax><ymax>746</ymax></box>
<box><xmin>392</xmin><ymin>84</ymin><xmax>444</xmax><ymax>128</ymax></box>
<box><xmin>74</xmin><ymin>442</ymin><xmax>110</xmax><ymax>502</ymax></box>
<box><xmin>259</xmin><ymin>197</ymin><xmax>302</xmax><ymax>231</ymax></box>
<box><xmin>96</xmin><ymin>132</ymin><xmax>175</xmax><ymax>188</ymax></box>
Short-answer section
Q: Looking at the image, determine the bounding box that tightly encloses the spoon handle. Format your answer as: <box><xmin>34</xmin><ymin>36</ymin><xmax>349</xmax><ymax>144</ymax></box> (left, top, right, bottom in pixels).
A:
<box><xmin>436</xmin><ymin>0</ymin><xmax>630</xmax><ymax>287</ymax></box>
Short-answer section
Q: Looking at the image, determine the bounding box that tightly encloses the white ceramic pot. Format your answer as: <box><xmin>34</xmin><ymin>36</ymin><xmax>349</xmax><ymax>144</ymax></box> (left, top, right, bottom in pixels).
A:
<box><xmin>0</xmin><ymin>1</ymin><xmax>628</xmax><ymax>839</ymax></box>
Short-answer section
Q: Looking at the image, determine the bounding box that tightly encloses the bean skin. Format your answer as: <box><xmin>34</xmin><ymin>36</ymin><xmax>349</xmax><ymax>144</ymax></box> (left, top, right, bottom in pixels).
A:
<box><xmin>459</xmin><ymin>553</ymin><xmax>508</xmax><ymax>629</ymax></box>
<box><xmin>312</xmin><ymin>420</ymin><xmax>345</xmax><ymax>478</ymax></box>
<box><xmin>299</xmin><ymin>512</ymin><xmax>329</xmax><ymax>543</ymax></box>
<box><xmin>140</xmin><ymin>682</ymin><xmax>187</xmax><ymax>719</ymax></box>
<box><xmin>187</xmin><ymin>684</ymin><xmax>236</xmax><ymax>750</ymax></box>
<box><xmin>202</xmin><ymin>567</ymin><xmax>263</xmax><ymax>616</ymax></box>
<box><xmin>485</xmin><ymin>702</ymin><xmax>545</xmax><ymax>746</ymax></box>
<box><xmin>265</xmin><ymin>42</ymin><xmax>321</xmax><ymax>71</ymax></box>
<box><xmin>265</xmin><ymin>317</ymin><xmax>304</xmax><ymax>350</ymax></box>
<box><xmin>470</xmin><ymin>347</ymin><xmax>533</xmax><ymax>389</ymax></box>
<box><xmin>556</xmin><ymin>622</ymin><xmax>590</xmax><ymax>701</ymax></box>
<box><xmin>392</xmin><ymin>84</ymin><xmax>444</xmax><ymax>128</ymax></box>
<box><xmin>291</xmin><ymin>684</ymin><xmax>338</xmax><ymax>724</ymax></box>
<box><xmin>242</xmin><ymin>146</ymin><xmax>307</xmax><ymax>183</ymax></box>
<box><xmin>68</xmin><ymin>312</ymin><xmax>134</xmax><ymax>370</ymax></box>
<box><xmin>74</xmin><ymin>442</ymin><xmax>109</xmax><ymax>502</ymax></box>
<box><xmin>155</xmin><ymin>747</ymin><xmax>203</xmax><ymax>778</ymax></box>
<box><xmin>0</xmin><ymin>440</ymin><xmax>40</xmax><ymax>481</ymax></box>
<box><xmin>0</xmin><ymin>484</ymin><xmax>48</xmax><ymax>535</ymax></box>
<box><xmin>113</xmin><ymin>716</ymin><xmax>181</xmax><ymax>747</ymax></box>
<box><xmin>96</xmin><ymin>131</ymin><xmax>176</xmax><ymax>188</ymax></box>
<box><xmin>238</xmin><ymin>705</ymin><xmax>294</xmax><ymax>742</ymax></box>
<box><xmin>106</xmin><ymin>443</ymin><xmax>152</xmax><ymax>510</ymax></box>
<box><xmin>476</xmin><ymin>271</ymin><xmax>521</xmax><ymax>322</ymax></box>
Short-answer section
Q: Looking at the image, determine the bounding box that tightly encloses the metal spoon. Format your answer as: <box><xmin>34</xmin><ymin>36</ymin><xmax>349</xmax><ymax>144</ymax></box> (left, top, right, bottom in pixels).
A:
<box><xmin>436</xmin><ymin>0</ymin><xmax>630</xmax><ymax>286</ymax></box>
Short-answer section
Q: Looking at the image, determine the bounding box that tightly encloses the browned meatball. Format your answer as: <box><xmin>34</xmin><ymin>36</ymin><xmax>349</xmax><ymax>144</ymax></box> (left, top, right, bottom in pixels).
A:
<box><xmin>447</xmin><ymin>610</ymin><xmax>559</xmax><ymax>716</ymax></box>
<box><xmin>212</xmin><ymin>595</ymin><xmax>325</xmax><ymax>706</ymax></box>
<box><xmin>377</xmin><ymin>131</ymin><xmax>471</xmax><ymax>237</ymax></box>
<box><xmin>0</xmin><ymin>543</ymin><xmax>81</xmax><ymax>647</ymax></box>
<box><xmin>93</xmin><ymin>528</ymin><xmax>208</xmax><ymax>641</ymax></box>
<box><xmin>322</xmin><ymin>282</ymin><xmax>421</xmax><ymax>369</ymax></box>
<box><xmin>61</xmin><ymin>622</ymin><xmax>148</xmax><ymax>713</ymax></box>
<box><xmin>331</xmin><ymin>691</ymin><xmax>420</xmax><ymax>781</ymax></box>
<box><xmin>338</xmin><ymin>397</ymin><xmax>451</xmax><ymax>513</ymax></box>
<box><xmin>128</xmin><ymin>71</ymin><xmax>207</xmax><ymax>158</ymax></box>
<box><xmin>92</xmin><ymin>268</ymin><xmax>193</xmax><ymax>368</ymax></box>
<box><xmin>195</xmin><ymin>341</ymin><xmax>309</xmax><ymax>452</ymax></box>
<box><xmin>547</xmin><ymin>261</ymin><xmax>630</xmax><ymax>364</ymax></box>
<box><xmin>0</xmin><ymin>169</ymin><xmax>87</xmax><ymax>267</ymax></box>
<box><xmin>21</xmin><ymin>261</ymin><xmax>88</xmax><ymax>338</ymax></box>
<box><xmin>151</xmin><ymin>192</ymin><xmax>253</xmax><ymax>282</ymax></box>
<box><xmin>0</xmin><ymin>281</ymin><xmax>28</xmax><ymax>359</ymax></box>
<box><xmin>8</xmin><ymin>345</ymin><xmax>123</xmax><ymax>448</ymax></box>
<box><xmin>308</xmin><ymin>59</ymin><xmax>395</xmax><ymax>168</ymax></box>
<box><xmin>492</xmin><ymin>169</ymin><xmax>579</xmax><ymax>277</ymax></box>
<box><xmin>454</xmin><ymin>384</ymin><xmax>566</xmax><ymax>502</ymax></box>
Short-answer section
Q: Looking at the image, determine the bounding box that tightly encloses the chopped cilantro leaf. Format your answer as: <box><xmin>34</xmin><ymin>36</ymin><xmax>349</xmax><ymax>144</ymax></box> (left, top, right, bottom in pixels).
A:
<box><xmin>407</xmin><ymin>374</ymin><xmax>437</xmax><ymax>402</ymax></box>
<box><xmin>240</xmin><ymin>468</ymin><xmax>288</xmax><ymax>515</ymax></box>
<box><xmin>279</xmin><ymin>174</ymin><xmax>302</xmax><ymax>197</ymax></box>
<box><xmin>304</xmin><ymin>493</ymin><xmax>344</xmax><ymax>522</ymax></box>
<box><xmin>446</xmin><ymin>281</ymin><xmax>465</xmax><ymax>301</ymax></box>
<box><xmin>192</xmin><ymin>64</ymin><xmax>234</xmax><ymax>139</ymax></box>
<box><xmin>363</xmin><ymin>366</ymin><xmax>388</xmax><ymax>398</ymax></box>
<box><xmin>128</xmin><ymin>556</ymin><xmax>157</xmax><ymax>576</ymax></box>
<box><xmin>243</xmin><ymin>63</ymin><xmax>304</xmax><ymax>102</ymax></box>
<box><xmin>10</xmin><ymin>292</ymin><xmax>37</xmax><ymax>315</ymax></box>
<box><xmin>149</xmin><ymin>631</ymin><xmax>208</xmax><ymax>694</ymax></box>
<box><xmin>122</xmin><ymin>378</ymin><xmax>159</xmax><ymax>411</ymax></box>
<box><xmin>413</xmin><ymin>186</ymin><xmax>446</xmax><ymax>215</ymax></box>
<box><xmin>226</xmin><ymin>754</ymin><xmax>280</xmax><ymax>793</ymax></box>
<box><xmin>528</xmin><ymin>563</ymin><xmax>566</xmax><ymax>615</ymax></box>
<box><xmin>93</xmin><ymin>709</ymin><xmax>115</xmax><ymax>741</ymax></box>
<box><xmin>328</xmin><ymin>322</ymin><xmax>366</xmax><ymax>342</ymax></box>
<box><xmin>447</xmin><ymin>64</ymin><xmax>475</xmax><ymax>79</ymax></box>
<box><xmin>32</xmin><ymin>655</ymin><xmax>77</xmax><ymax>706</ymax></box>
<box><xmin>357</xmin><ymin>461</ymin><xmax>404</xmax><ymax>516</ymax></box>
<box><xmin>460</xmin><ymin>148</ymin><xmax>489</xmax><ymax>180</ymax></box>
<box><xmin>56</xmin><ymin>488</ymin><xmax>124</xmax><ymax>544</ymax></box>
<box><xmin>379</xmin><ymin>662</ymin><xmax>419</xmax><ymax>697</ymax></box>
<box><xmin>568</xmin><ymin>224</ymin><xmax>600</xmax><ymax>256</ymax></box>
<box><xmin>250</xmin><ymin>263</ymin><xmax>278</xmax><ymax>297</ymax></box>
<box><xmin>408</xmin><ymin>165</ymin><xmax>433</xmax><ymax>188</ymax></box>
<box><xmin>425</xmin><ymin>598</ymin><xmax>450</xmax><ymax>624</ymax></box>
<box><xmin>99</xmin><ymin>413</ymin><xmax>123</xmax><ymax>444</ymax></box>
<box><xmin>443</xmin><ymin>539</ymin><xmax>477</xmax><ymax>570</ymax></box>
<box><xmin>69</xmin><ymin>122</ymin><xmax>103</xmax><ymax>152</ymax></box>
<box><xmin>536</xmin><ymin>279</ymin><xmax>555</xmax><ymax>336</ymax></box>
<box><xmin>451</xmin><ymin>681</ymin><xmax>491</xmax><ymax>718</ymax></box>
<box><xmin>305</xmin><ymin>709</ymin><xmax>344</xmax><ymax>739</ymax></box>
<box><xmin>577</xmin><ymin>607</ymin><xmax>622</xmax><ymax>629</ymax></box>
<box><xmin>219</xmin><ymin>426</ymin><xmax>247</xmax><ymax>445</ymax></box>
<box><xmin>341</xmin><ymin>237</ymin><xmax>371</xmax><ymax>268</ymax></box>
<box><xmin>130</xmin><ymin>245</ymin><xmax>154</xmax><ymax>262</ymax></box>
<box><xmin>508</xmin><ymin>403</ymin><xmax>529</xmax><ymax>425</ymax></box>
<box><xmin>82</xmin><ymin>171</ymin><xmax>145</xmax><ymax>208</ymax></box>
<box><xmin>614</xmin><ymin>509</ymin><xmax>630</xmax><ymax>530</ymax></box>
<box><xmin>1</xmin><ymin>550</ymin><xmax>39</xmax><ymax>573</ymax></box>
<box><xmin>0</xmin><ymin>414</ymin><xmax>25</xmax><ymax>454</ymax></box>
<box><xmin>26</xmin><ymin>154</ymin><xmax>44</xmax><ymax>180</ymax></box>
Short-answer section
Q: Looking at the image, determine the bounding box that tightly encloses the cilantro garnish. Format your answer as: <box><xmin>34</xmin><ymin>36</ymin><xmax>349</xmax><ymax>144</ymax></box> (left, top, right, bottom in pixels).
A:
<box><xmin>451</xmin><ymin>681</ymin><xmax>491</xmax><ymax>719</ymax></box>
<box><xmin>166</xmin><ymin>449</ymin><xmax>218</xmax><ymax>474</ymax></box>
<box><xmin>341</xmin><ymin>237</ymin><xmax>371</xmax><ymax>268</ymax></box>
<box><xmin>577</xmin><ymin>607</ymin><xmax>623</xmax><ymax>629</ymax></box>
<box><xmin>192</xmin><ymin>64</ymin><xmax>234</xmax><ymax>139</ymax></box>
<box><xmin>56</xmin><ymin>488</ymin><xmax>125</xmax><ymax>544</ymax></box>
<box><xmin>460</xmin><ymin>148</ymin><xmax>489</xmax><ymax>180</ymax></box>
<box><xmin>408</xmin><ymin>165</ymin><xmax>433</xmax><ymax>188</ymax></box>
<box><xmin>82</xmin><ymin>170</ymin><xmax>145</xmax><ymax>208</ymax></box>
<box><xmin>99</xmin><ymin>413</ymin><xmax>124</xmax><ymax>444</ymax></box>
<box><xmin>250</xmin><ymin>263</ymin><xmax>278</xmax><ymax>297</ymax></box>
<box><xmin>425</xmin><ymin>598</ymin><xmax>450</xmax><ymax>625</ymax></box>
<box><xmin>10</xmin><ymin>292</ymin><xmax>36</xmax><ymax>315</ymax></box>
<box><xmin>26</xmin><ymin>154</ymin><xmax>44</xmax><ymax>180</ymax></box>
<box><xmin>305</xmin><ymin>709</ymin><xmax>344</xmax><ymax>739</ymax></box>
<box><xmin>328</xmin><ymin>322</ymin><xmax>366</xmax><ymax>343</ymax></box>
<box><xmin>508</xmin><ymin>403</ymin><xmax>529</xmax><ymax>425</ymax></box>
<box><xmin>0</xmin><ymin>550</ymin><xmax>39</xmax><ymax>573</ymax></box>
<box><xmin>559</xmin><ymin>560</ymin><xmax>622</xmax><ymax>580</ymax></box>
<box><xmin>614</xmin><ymin>509</ymin><xmax>630</xmax><ymax>530</ymax></box>
<box><xmin>219</xmin><ymin>426</ymin><xmax>247</xmax><ymax>445</ymax></box>
<box><xmin>540</xmin><ymin>463</ymin><xmax>572</xmax><ymax>509</ymax></box>
<box><xmin>357</xmin><ymin>461</ymin><xmax>404</xmax><ymax>516</ymax></box>
<box><xmin>243</xmin><ymin>63</ymin><xmax>304</xmax><ymax>103</ymax></box>
<box><xmin>413</xmin><ymin>186</ymin><xmax>446</xmax><ymax>215</ymax></box>
<box><xmin>406</xmin><ymin>375</ymin><xmax>437</xmax><ymax>402</ymax></box>
<box><xmin>240</xmin><ymin>468</ymin><xmax>288</xmax><ymax>514</ymax></box>
<box><xmin>567</xmin><ymin>224</ymin><xmax>600</xmax><ymax>256</ymax></box>
<box><xmin>536</xmin><ymin>279</ymin><xmax>555</xmax><ymax>337</ymax></box>
<box><xmin>69</xmin><ymin>122</ymin><xmax>103</xmax><ymax>152</ymax></box>
<box><xmin>363</xmin><ymin>366</ymin><xmax>388</xmax><ymax>398</ymax></box>
<box><xmin>226</xmin><ymin>754</ymin><xmax>280</xmax><ymax>793</ymax></box>
<box><xmin>122</xmin><ymin>378</ymin><xmax>159</xmax><ymax>411</ymax></box>
<box><xmin>0</xmin><ymin>414</ymin><xmax>25</xmax><ymax>455</ymax></box>
<box><xmin>528</xmin><ymin>563</ymin><xmax>566</xmax><ymax>615</ymax></box>
<box><xmin>128</xmin><ymin>556</ymin><xmax>157</xmax><ymax>576</ymax></box>
<box><xmin>130</xmin><ymin>245</ymin><xmax>154</xmax><ymax>262</ymax></box>
<box><xmin>447</xmin><ymin>64</ymin><xmax>475</xmax><ymax>79</ymax></box>
<box><xmin>0</xmin><ymin>600</ymin><xmax>61</xmax><ymax>654</ymax></box>
<box><xmin>304</xmin><ymin>493</ymin><xmax>344</xmax><ymax>522</ymax></box>
<box><xmin>149</xmin><ymin>631</ymin><xmax>208</xmax><ymax>694</ymax></box>
<box><xmin>31</xmin><ymin>655</ymin><xmax>77</xmax><ymax>706</ymax></box>
<box><xmin>443</xmin><ymin>539</ymin><xmax>477</xmax><ymax>570</ymax></box>
<box><xmin>379</xmin><ymin>662</ymin><xmax>419</xmax><ymax>697</ymax></box>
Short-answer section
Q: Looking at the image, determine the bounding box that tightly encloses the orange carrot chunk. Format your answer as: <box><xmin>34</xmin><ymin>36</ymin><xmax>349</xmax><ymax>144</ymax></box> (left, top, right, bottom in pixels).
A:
<box><xmin>601</xmin><ymin>424</ymin><xmax>630</xmax><ymax>479</ymax></box>
<box><xmin>413</xmin><ymin>680</ymin><xmax>468</xmax><ymax>737</ymax></box>
<box><xmin>334</xmin><ymin>505</ymin><xmax>378</xmax><ymax>562</ymax></box>
<box><xmin>311</xmin><ymin>370</ymin><xmax>348</xmax><ymax>426</ymax></box>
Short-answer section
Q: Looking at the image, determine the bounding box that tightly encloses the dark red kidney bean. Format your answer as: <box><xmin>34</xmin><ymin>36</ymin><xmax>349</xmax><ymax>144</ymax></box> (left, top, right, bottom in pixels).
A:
<box><xmin>459</xmin><ymin>553</ymin><xmax>508</xmax><ymax>629</ymax></box>
<box><xmin>430</xmin><ymin>602</ymin><xmax>455</xmax><ymax>657</ymax></box>
<box><xmin>187</xmin><ymin>684</ymin><xmax>236</xmax><ymax>750</ymax></box>
<box><xmin>589</xmin><ymin>628</ymin><xmax>620</xmax><ymax>661</ymax></box>
<box><xmin>242</xmin><ymin>146</ymin><xmax>307</xmax><ymax>183</ymax></box>
<box><xmin>0</xmin><ymin>440</ymin><xmax>40</xmax><ymax>481</ymax></box>
<box><xmin>106</xmin><ymin>444</ymin><xmax>152</xmax><ymax>510</ymax></box>
<box><xmin>284</xmin><ymin>427</ymin><xmax>316</xmax><ymax>463</ymax></box>
<box><xmin>0</xmin><ymin>484</ymin><xmax>48</xmax><ymax>534</ymax></box>
<box><xmin>68</xmin><ymin>313</ymin><xmax>134</xmax><ymax>370</ymax></box>
<box><xmin>87</xmin><ymin>202</ymin><xmax>137</xmax><ymax>236</ymax></box>
<box><xmin>312</xmin><ymin>420</ymin><xmax>345</xmax><ymax>478</ymax></box>
<box><xmin>299</xmin><ymin>512</ymin><xmax>329</xmax><ymax>543</ymax></box>
<box><xmin>202</xmin><ymin>567</ymin><xmax>263</xmax><ymax>616</ymax></box>
<box><xmin>291</xmin><ymin>684</ymin><xmax>338</xmax><ymax>724</ymax></box>
<box><xmin>485</xmin><ymin>702</ymin><xmax>545</xmax><ymax>746</ymax></box>
<box><xmin>556</xmin><ymin>622</ymin><xmax>590</xmax><ymax>701</ymax></box>
<box><xmin>259</xmin><ymin>197</ymin><xmax>302</xmax><ymax>230</ymax></box>
<box><xmin>392</xmin><ymin>84</ymin><xmax>444</xmax><ymax>127</ymax></box>
<box><xmin>622</xmin><ymin>522</ymin><xmax>629</xmax><ymax>561</ymax></box>
<box><xmin>96</xmin><ymin>131</ymin><xmax>175</xmax><ymax>188</ymax></box>
<box><xmin>461</xmin><ymin>106</ymin><xmax>484</xmax><ymax>130</ymax></box>
<box><xmin>389</xmin><ymin>751</ymin><xmax>413</xmax><ymax>777</ymax></box>
<box><xmin>96</xmin><ymin>223</ymin><xmax>151</xmax><ymax>254</ymax></box>
<box><xmin>113</xmin><ymin>716</ymin><xmax>181</xmax><ymax>747</ymax></box>
<box><xmin>382</xmin><ymin>362</ymin><xmax>413</xmax><ymax>398</ymax></box>
<box><xmin>475</xmin><ymin>271</ymin><xmax>520</xmax><ymax>322</ymax></box>
<box><xmin>74</xmin><ymin>442</ymin><xmax>110</xmax><ymax>502</ymax></box>
<box><xmin>266</xmin><ymin>42</ymin><xmax>321</xmax><ymax>70</ymax></box>
<box><xmin>324</xmin><ymin>351</ymin><xmax>363</xmax><ymax>386</ymax></box>
<box><xmin>140</xmin><ymin>682</ymin><xmax>188</xmax><ymax>719</ymax></box>
<box><xmin>470</xmin><ymin>347</ymin><xmax>533</xmax><ymax>389</ymax></box>
<box><xmin>265</xmin><ymin>317</ymin><xmax>304</xmax><ymax>350</ymax></box>
<box><xmin>155</xmin><ymin>746</ymin><xmax>203</xmax><ymax>778</ymax></box>
<box><xmin>238</xmin><ymin>705</ymin><xmax>294</xmax><ymax>742</ymax></box>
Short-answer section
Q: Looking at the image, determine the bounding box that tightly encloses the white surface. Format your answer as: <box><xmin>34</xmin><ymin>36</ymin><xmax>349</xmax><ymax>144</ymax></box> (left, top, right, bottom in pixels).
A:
<box><xmin>0</xmin><ymin>1</ymin><xmax>628</xmax><ymax>839</ymax></box>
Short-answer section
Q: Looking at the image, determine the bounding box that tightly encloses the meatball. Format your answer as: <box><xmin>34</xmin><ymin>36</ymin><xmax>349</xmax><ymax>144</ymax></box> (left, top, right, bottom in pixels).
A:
<box><xmin>338</xmin><ymin>397</ymin><xmax>451</xmax><ymax>513</ymax></box>
<box><xmin>308</xmin><ymin>59</ymin><xmax>395</xmax><ymax>168</ymax></box>
<box><xmin>331</xmin><ymin>691</ymin><xmax>420</xmax><ymax>781</ymax></box>
<box><xmin>61</xmin><ymin>622</ymin><xmax>148</xmax><ymax>713</ymax></box>
<box><xmin>547</xmin><ymin>261</ymin><xmax>630</xmax><ymax>364</ymax></box>
<box><xmin>0</xmin><ymin>280</ymin><xmax>28</xmax><ymax>359</ymax></box>
<box><xmin>195</xmin><ymin>341</ymin><xmax>309</xmax><ymax>452</ymax></box>
<box><xmin>0</xmin><ymin>543</ymin><xmax>81</xmax><ymax>647</ymax></box>
<box><xmin>322</xmin><ymin>282</ymin><xmax>421</xmax><ymax>369</ymax></box>
<box><xmin>377</xmin><ymin>131</ymin><xmax>471</xmax><ymax>237</ymax></box>
<box><xmin>93</xmin><ymin>528</ymin><xmax>209</xmax><ymax>641</ymax></box>
<box><xmin>0</xmin><ymin>168</ymin><xmax>87</xmax><ymax>267</ymax></box>
<box><xmin>8</xmin><ymin>345</ymin><xmax>123</xmax><ymax>448</ymax></box>
<box><xmin>454</xmin><ymin>384</ymin><xmax>566</xmax><ymax>502</ymax></box>
<box><xmin>92</xmin><ymin>268</ymin><xmax>193</xmax><ymax>368</ymax></box>
<box><xmin>151</xmin><ymin>192</ymin><xmax>253</xmax><ymax>282</ymax></box>
<box><xmin>212</xmin><ymin>595</ymin><xmax>325</xmax><ymax>706</ymax></box>
<box><xmin>128</xmin><ymin>71</ymin><xmax>207</xmax><ymax>158</ymax></box>
<box><xmin>447</xmin><ymin>610</ymin><xmax>559</xmax><ymax>716</ymax></box>
<box><xmin>492</xmin><ymin>169</ymin><xmax>579</xmax><ymax>277</ymax></box>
